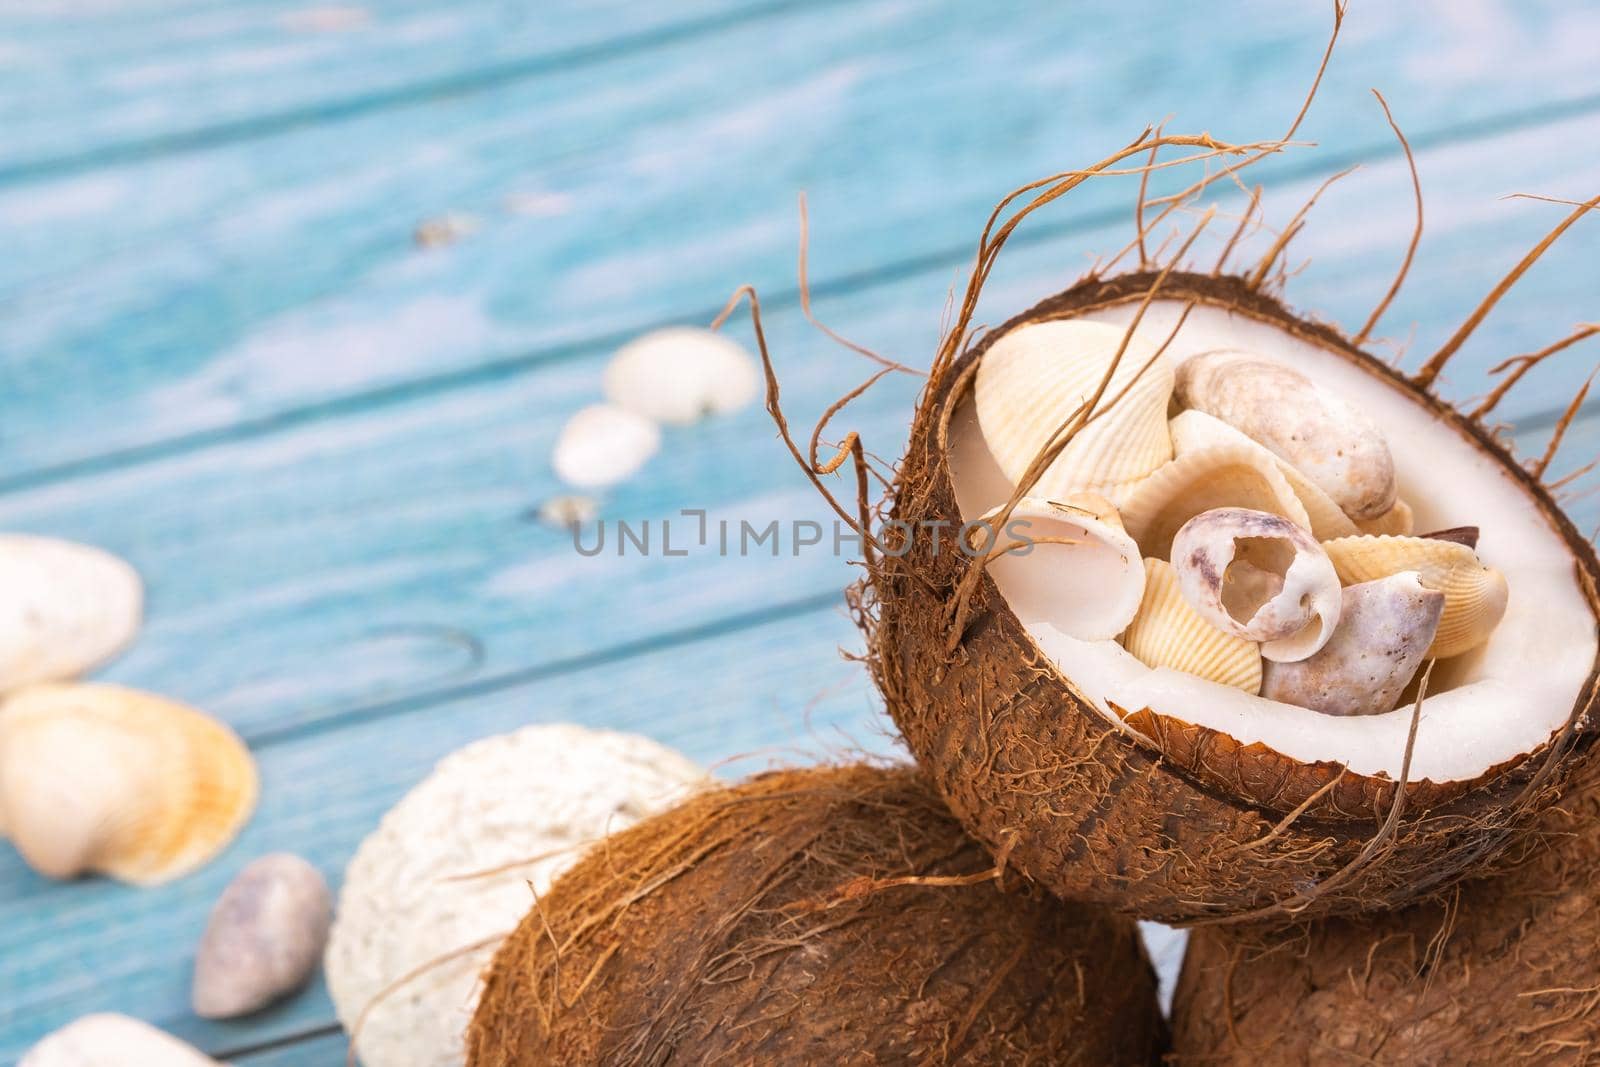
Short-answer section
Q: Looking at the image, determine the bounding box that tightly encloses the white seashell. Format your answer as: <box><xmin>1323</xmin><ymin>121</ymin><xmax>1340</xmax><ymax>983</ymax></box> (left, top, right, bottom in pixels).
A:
<box><xmin>1355</xmin><ymin>498</ymin><xmax>1416</xmax><ymax>537</ymax></box>
<box><xmin>1322</xmin><ymin>534</ymin><xmax>1509</xmax><ymax>659</ymax></box>
<box><xmin>0</xmin><ymin>684</ymin><xmax>257</xmax><ymax>885</ymax></box>
<box><xmin>981</xmin><ymin>494</ymin><xmax>1145</xmax><ymax>642</ymax></box>
<box><xmin>603</xmin><ymin>327</ymin><xmax>761</xmax><ymax>425</ymax></box>
<box><xmin>974</xmin><ymin>320</ymin><xmax>1174</xmax><ymax>500</ymax></box>
<box><xmin>0</xmin><ymin>535</ymin><xmax>142</xmax><ymax>693</ymax></box>
<box><xmin>193</xmin><ymin>853</ymin><xmax>332</xmax><ymax>1019</ymax></box>
<box><xmin>20</xmin><ymin>1013</ymin><xmax>220</xmax><ymax>1066</ymax></box>
<box><xmin>325</xmin><ymin>723</ymin><xmax>706</xmax><ymax>1067</ymax></box>
<box><xmin>1168</xmin><ymin>411</ymin><xmax>1359</xmax><ymax>540</ymax></box>
<box><xmin>1171</xmin><ymin>508</ymin><xmax>1342</xmax><ymax>663</ymax></box>
<box><xmin>1262</xmin><ymin>572</ymin><xmax>1444</xmax><ymax>716</ymax></box>
<box><xmin>1174</xmin><ymin>350</ymin><xmax>1397</xmax><ymax>520</ymax></box>
<box><xmin>551</xmin><ymin>403</ymin><xmax>661</xmax><ymax>489</ymax></box>
<box><xmin>1117</xmin><ymin>442</ymin><xmax>1312</xmax><ymax>560</ymax></box>
<box><xmin>1120</xmin><ymin>558</ymin><xmax>1262</xmax><ymax>693</ymax></box>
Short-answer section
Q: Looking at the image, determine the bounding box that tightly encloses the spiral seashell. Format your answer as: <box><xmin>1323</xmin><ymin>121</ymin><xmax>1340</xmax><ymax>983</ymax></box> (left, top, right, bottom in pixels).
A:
<box><xmin>974</xmin><ymin>320</ymin><xmax>1174</xmax><ymax>500</ymax></box>
<box><xmin>1169</xmin><ymin>410</ymin><xmax>1359</xmax><ymax>540</ymax></box>
<box><xmin>1355</xmin><ymin>498</ymin><xmax>1416</xmax><ymax>537</ymax></box>
<box><xmin>1116</xmin><ymin>442</ymin><xmax>1312</xmax><ymax>560</ymax></box>
<box><xmin>1174</xmin><ymin>350</ymin><xmax>1397</xmax><ymax>520</ymax></box>
<box><xmin>193</xmin><ymin>853</ymin><xmax>332</xmax><ymax>1019</ymax></box>
<box><xmin>0</xmin><ymin>535</ymin><xmax>143</xmax><ymax>693</ymax></box>
<box><xmin>1170</xmin><ymin>508</ymin><xmax>1342</xmax><ymax>663</ymax></box>
<box><xmin>1321</xmin><ymin>534</ymin><xmax>1509</xmax><ymax>659</ymax></box>
<box><xmin>0</xmin><ymin>684</ymin><xmax>257</xmax><ymax>885</ymax></box>
<box><xmin>1121</xmin><ymin>558</ymin><xmax>1262</xmax><ymax>693</ymax></box>
<box><xmin>981</xmin><ymin>494</ymin><xmax>1146</xmax><ymax>642</ymax></box>
<box><xmin>1262</xmin><ymin>572</ymin><xmax>1445</xmax><ymax>716</ymax></box>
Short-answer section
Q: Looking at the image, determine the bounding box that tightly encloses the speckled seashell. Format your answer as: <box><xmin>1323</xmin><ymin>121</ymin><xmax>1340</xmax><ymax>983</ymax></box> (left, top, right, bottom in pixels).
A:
<box><xmin>974</xmin><ymin>320</ymin><xmax>1174</xmax><ymax>500</ymax></box>
<box><xmin>1322</xmin><ymin>534</ymin><xmax>1509</xmax><ymax>658</ymax></box>
<box><xmin>0</xmin><ymin>535</ymin><xmax>142</xmax><ymax>693</ymax></box>
<box><xmin>552</xmin><ymin>403</ymin><xmax>661</xmax><ymax>489</ymax></box>
<box><xmin>1355</xmin><ymin>498</ymin><xmax>1416</xmax><ymax>537</ymax></box>
<box><xmin>1174</xmin><ymin>350</ymin><xmax>1397</xmax><ymax>520</ymax></box>
<box><xmin>1121</xmin><ymin>558</ymin><xmax>1262</xmax><ymax>693</ymax></box>
<box><xmin>1262</xmin><ymin>573</ymin><xmax>1445</xmax><ymax>716</ymax></box>
<box><xmin>603</xmin><ymin>327</ymin><xmax>761</xmax><ymax>425</ymax></box>
<box><xmin>1116</xmin><ymin>442</ymin><xmax>1312</xmax><ymax>560</ymax></box>
<box><xmin>193</xmin><ymin>853</ymin><xmax>332</xmax><ymax>1019</ymax></box>
<box><xmin>981</xmin><ymin>494</ymin><xmax>1145</xmax><ymax>642</ymax></box>
<box><xmin>1171</xmin><ymin>508</ymin><xmax>1342</xmax><ymax>663</ymax></box>
<box><xmin>19</xmin><ymin>1013</ymin><xmax>220</xmax><ymax>1066</ymax></box>
<box><xmin>1169</xmin><ymin>410</ymin><xmax>1359</xmax><ymax>540</ymax></box>
<box><xmin>0</xmin><ymin>684</ymin><xmax>257</xmax><ymax>885</ymax></box>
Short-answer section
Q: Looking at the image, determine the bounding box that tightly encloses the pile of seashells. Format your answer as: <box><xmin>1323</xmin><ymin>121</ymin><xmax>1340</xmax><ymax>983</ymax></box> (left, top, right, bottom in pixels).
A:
<box><xmin>975</xmin><ymin>322</ymin><xmax>1509</xmax><ymax>717</ymax></box>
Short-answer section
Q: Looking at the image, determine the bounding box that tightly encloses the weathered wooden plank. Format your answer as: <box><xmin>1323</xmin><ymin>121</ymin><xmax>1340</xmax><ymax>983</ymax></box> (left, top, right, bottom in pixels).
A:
<box><xmin>4</xmin><ymin>0</ymin><xmax>1597</xmax><ymax>481</ymax></box>
<box><xmin>0</xmin><ymin>607</ymin><xmax>891</xmax><ymax>1062</ymax></box>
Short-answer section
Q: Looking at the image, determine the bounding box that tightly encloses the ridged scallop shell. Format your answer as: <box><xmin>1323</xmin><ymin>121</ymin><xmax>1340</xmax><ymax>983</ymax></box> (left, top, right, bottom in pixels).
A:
<box><xmin>1174</xmin><ymin>350</ymin><xmax>1397</xmax><ymax>519</ymax></box>
<box><xmin>603</xmin><ymin>327</ymin><xmax>760</xmax><ymax>425</ymax></box>
<box><xmin>974</xmin><ymin>320</ymin><xmax>1174</xmax><ymax>500</ymax></box>
<box><xmin>1121</xmin><ymin>558</ymin><xmax>1262</xmax><ymax>693</ymax></box>
<box><xmin>1171</xmin><ymin>508</ymin><xmax>1343</xmax><ymax>662</ymax></box>
<box><xmin>982</xmin><ymin>494</ymin><xmax>1146</xmax><ymax>642</ymax></box>
<box><xmin>0</xmin><ymin>535</ymin><xmax>143</xmax><ymax>692</ymax></box>
<box><xmin>0</xmin><ymin>684</ymin><xmax>258</xmax><ymax>885</ymax></box>
<box><xmin>1169</xmin><ymin>411</ymin><xmax>1359</xmax><ymax>540</ymax></box>
<box><xmin>1355</xmin><ymin>498</ymin><xmax>1416</xmax><ymax>537</ymax></box>
<box><xmin>1322</xmin><ymin>534</ymin><xmax>1509</xmax><ymax>658</ymax></box>
<box><xmin>1262</xmin><ymin>572</ymin><xmax>1444</xmax><ymax>716</ymax></box>
<box><xmin>1117</xmin><ymin>442</ymin><xmax>1312</xmax><ymax>560</ymax></box>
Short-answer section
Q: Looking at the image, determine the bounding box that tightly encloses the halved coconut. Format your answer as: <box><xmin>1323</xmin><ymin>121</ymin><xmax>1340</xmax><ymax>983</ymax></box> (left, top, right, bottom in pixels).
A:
<box><xmin>866</xmin><ymin>271</ymin><xmax>1600</xmax><ymax>923</ymax></box>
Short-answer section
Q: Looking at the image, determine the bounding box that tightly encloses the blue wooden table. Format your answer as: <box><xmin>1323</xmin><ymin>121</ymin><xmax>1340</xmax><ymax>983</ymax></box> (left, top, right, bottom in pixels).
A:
<box><xmin>2</xmin><ymin>1</ymin><xmax>1597</xmax><ymax>1061</ymax></box>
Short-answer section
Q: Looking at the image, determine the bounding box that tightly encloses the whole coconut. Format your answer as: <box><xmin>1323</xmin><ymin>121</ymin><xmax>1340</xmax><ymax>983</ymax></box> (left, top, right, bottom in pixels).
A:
<box><xmin>468</xmin><ymin>763</ymin><xmax>1166</xmax><ymax>1065</ymax></box>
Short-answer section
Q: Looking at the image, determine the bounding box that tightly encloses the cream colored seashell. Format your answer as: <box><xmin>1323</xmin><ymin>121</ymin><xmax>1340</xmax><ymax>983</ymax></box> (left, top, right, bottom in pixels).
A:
<box><xmin>981</xmin><ymin>494</ymin><xmax>1145</xmax><ymax>642</ymax></box>
<box><xmin>1322</xmin><ymin>534</ymin><xmax>1510</xmax><ymax>658</ymax></box>
<box><xmin>1169</xmin><ymin>411</ymin><xmax>1359</xmax><ymax>540</ymax></box>
<box><xmin>974</xmin><ymin>320</ymin><xmax>1174</xmax><ymax>500</ymax></box>
<box><xmin>1171</xmin><ymin>507</ymin><xmax>1342</xmax><ymax>663</ymax></box>
<box><xmin>0</xmin><ymin>684</ymin><xmax>257</xmax><ymax>885</ymax></box>
<box><xmin>1262</xmin><ymin>572</ymin><xmax>1445</xmax><ymax>716</ymax></box>
<box><xmin>193</xmin><ymin>853</ymin><xmax>332</xmax><ymax>1019</ymax></box>
<box><xmin>1121</xmin><ymin>558</ymin><xmax>1262</xmax><ymax>693</ymax></box>
<box><xmin>0</xmin><ymin>535</ymin><xmax>143</xmax><ymax>693</ymax></box>
<box><xmin>603</xmin><ymin>327</ymin><xmax>761</xmax><ymax>425</ymax></box>
<box><xmin>1174</xmin><ymin>350</ymin><xmax>1397</xmax><ymax>519</ymax></box>
<box><xmin>1117</xmin><ymin>442</ymin><xmax>1312</xmax><ymax>561</ymax></box>
<box><xmin>552</xmin><ymin>403</ymin><xmax>661</xmax><ymax>489</ymax></box>
<box><xmin>20</xmin><ymin>1014</ymin><xmax>221</xmax><ymax>1067</ymax></box>
<box><xmin>1355</xmin><ymin>498</ymin><xmax>1416</xmax><ymax>537</ymax></box>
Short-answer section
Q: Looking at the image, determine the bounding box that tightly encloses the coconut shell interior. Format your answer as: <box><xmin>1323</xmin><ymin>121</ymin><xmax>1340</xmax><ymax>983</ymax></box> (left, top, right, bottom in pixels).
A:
<box><xmin>866</xmin><ymin>270</ymin><xmax>1600</xmax><ymax>923</ymax></box>
<box><xmin>466</xmin><ymin>763</ymin><xmax>1166</xmax><ymax>1066</ymax></box>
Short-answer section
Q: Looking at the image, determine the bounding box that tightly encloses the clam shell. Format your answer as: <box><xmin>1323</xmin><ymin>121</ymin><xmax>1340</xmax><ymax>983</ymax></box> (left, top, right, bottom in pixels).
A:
<box><xmin>1322</xmin><ymin>534</ymin><xmax>1509</xmax><ymax>658</ymax></box>
<box><xmin>1262</xmin><ymin>572</ymin><xmax>1445</xmax><ymax>716</ymax></box>
<box><xmin>981</xmin><ymin>494</ymin><xmax>1145</xmax><ymax>642</ymax></box>
<box><xmin>192</xmin><ymin>853</ymin><xmax>332</xmax><ymax>1019</ymax></box>
<box><xmin>20</xmin><ymin>1014</ymin><xmax>221</xmax><ymax>1067</ymax></box>
<box><xmin>1355</xmin><ymin>498</ymin><xmax>1416</xmax><ymax>537</ymax></box>
<box><xmin>974</xmin><ymin>320</ymin><xmax>1174</xmax><ymax>500</ymax></box>
<box><xmin>603</xmin><ymin>327</ymin><xmax>761</xmax><ymax>425</ymax></box>
<box><xmin>1169</xmin><ymin>411</ymin><xmax>1359</xmax><ymax>540</ymax></box>
<box><xmin>1171</xmin><ymin>507</ymin><xmax>1342</xmax><ymax>662</ymax></box>
<box><xmin>1174</xmin><ymin>350</ymin><xmax>1397</xmax><ymax>520</ymax></box>
<box><xmin>1121</xmin><ymin>558</ymin><xmax>1262</xmax><ymax>693</ymax></box>
<box><xmin>0</xmin><ymin>684</ymin><xmax>257</xmax><ymax>885</ymax></box>
<box><xmin>1117</xmin><ymin>442</ymin><xmax>1312</xmax><ymax>560</ymax></box>
<box><xmin>552</xmin><ymin>403</ymin><xmax>661</xmax><ymax>489</ymax></box>
<box><xmin>0</xmin><ymin>535</ymin><xmax>142</xmax><ymax>693</ymax></box>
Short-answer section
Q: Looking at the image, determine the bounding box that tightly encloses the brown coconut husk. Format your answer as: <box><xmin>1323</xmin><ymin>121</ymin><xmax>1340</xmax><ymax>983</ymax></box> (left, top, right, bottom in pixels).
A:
<box><xmin>466</xmin><ymin>763</ymin><xmax>1166</xmax><ymax>1066</ymax></box>
<box><xmin>1168</xmin><ymin>766</ymin><xmax>1600</xmax><ymax>1064</ymax></box>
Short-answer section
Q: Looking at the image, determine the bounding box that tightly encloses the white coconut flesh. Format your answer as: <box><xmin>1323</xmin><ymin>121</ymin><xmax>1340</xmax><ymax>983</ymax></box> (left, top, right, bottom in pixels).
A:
<box><xmin>950</xmin><ymin>299</ymin><xmax>1597</xmax><ymax>784</ymax></box>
